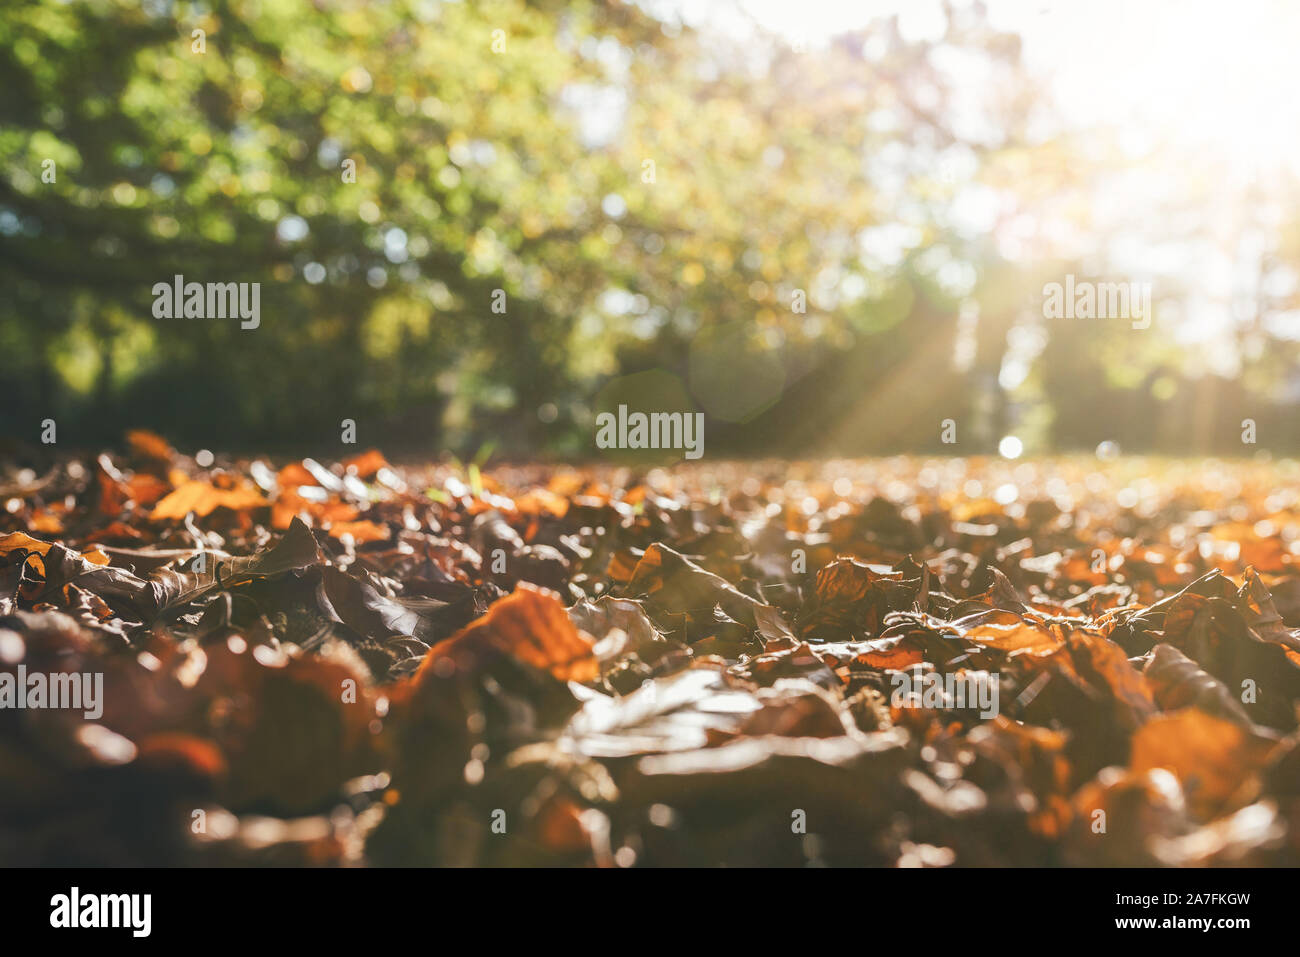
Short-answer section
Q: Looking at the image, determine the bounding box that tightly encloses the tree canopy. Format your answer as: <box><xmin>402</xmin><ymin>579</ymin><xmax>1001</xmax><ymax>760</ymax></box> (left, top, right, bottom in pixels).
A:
<box><xmin>3</xmin><ymin>0</ymin><xmax>1298</xmax><ymax>457</ymax></box>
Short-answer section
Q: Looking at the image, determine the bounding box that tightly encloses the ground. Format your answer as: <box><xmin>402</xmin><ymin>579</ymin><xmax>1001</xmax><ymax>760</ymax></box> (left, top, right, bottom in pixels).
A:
<box><xmin>2</xmin><ymin>437</ymin><xmax>1299</xmax><ymax>866</ymax></box>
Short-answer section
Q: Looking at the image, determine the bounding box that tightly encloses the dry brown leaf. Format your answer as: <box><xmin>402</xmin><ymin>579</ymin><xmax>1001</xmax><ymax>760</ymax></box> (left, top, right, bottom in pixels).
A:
<box><xmin>1129</xmin><ymin>708</ymin><xmax>1277</xmax><ymax>818</ymax></box>
<box><xmin>421</xmin><ymin>581</ymin><xmax>597</xmax><ymax>683</ymax></box>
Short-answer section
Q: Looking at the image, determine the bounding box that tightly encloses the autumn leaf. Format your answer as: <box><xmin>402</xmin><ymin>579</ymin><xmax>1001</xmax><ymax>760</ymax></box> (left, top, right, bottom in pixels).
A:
<box><xmin>1129</xmin><ymin>709</ymin><xmax>1277</xmax><ymax>819</ymax></box>
<box><xmin>152</xmin><ymin>478</ymin><xmax>269</xmax><ymax>520</ymax></box>
<box><xmin>421</xmin><ymin>581</ymin><xmax>597</xmax><ymax>683</ymax></box>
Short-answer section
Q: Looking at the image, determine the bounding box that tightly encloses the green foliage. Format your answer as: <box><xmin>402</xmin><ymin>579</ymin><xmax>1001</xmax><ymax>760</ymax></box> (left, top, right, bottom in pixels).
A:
<box><xmin>2</xmin><ymin>0</ymin><xmax>1296</xmax><ymax>455</ymax></box>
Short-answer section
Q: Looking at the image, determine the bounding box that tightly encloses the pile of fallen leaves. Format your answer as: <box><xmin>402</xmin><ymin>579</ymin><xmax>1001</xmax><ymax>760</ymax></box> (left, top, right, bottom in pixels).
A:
<box><xmin>3</xmin><ymin>433</ymin><xmax>1300</xmax><ymax>866</ymax></box>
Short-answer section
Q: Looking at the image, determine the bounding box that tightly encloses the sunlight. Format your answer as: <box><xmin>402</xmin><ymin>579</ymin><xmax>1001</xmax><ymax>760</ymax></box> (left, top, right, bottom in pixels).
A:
<box><xmin>726</xmin><ymin>0</ymin><xmax>1300</xmax><ymax>177</ymax></box>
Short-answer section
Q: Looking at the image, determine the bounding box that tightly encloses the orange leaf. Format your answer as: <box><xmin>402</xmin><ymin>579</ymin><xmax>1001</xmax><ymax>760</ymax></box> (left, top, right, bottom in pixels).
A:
<box><xmin>421</xmin><ymin>582</ymin><xmax>598</xmax><ymax>683</ymax></box>
<box><xmin>277</xmin><ymin>462</ymin><xmax>318</xmax><ymax>489</ymax></box>
<box><xmin>152</xmin><ymin>479</ymin><xmax>268</xmax><ymax>520</ymax></box>
<box><xmin>126</xmin><ymin>429</ymin><xmax>175</xmax><ymax>463</ymax></box>
<box><xmin>960</xmin><ymin>610</ymin><xmax>1063</xmax><ymax>658</ymax></box>
<box><xmin>1129</xmin><ymin>708</ymin><xmax>1276</xmax><ymax>818</ymax></box>
<box><xmin>328</xmin><ymin>519</ymin><xmax>389</xmax><ymax>543</ymax></box>
<box><xmin>342</xmin><ymin>448</ymin><xmax>389</xmax><ymax>479</ymax></box>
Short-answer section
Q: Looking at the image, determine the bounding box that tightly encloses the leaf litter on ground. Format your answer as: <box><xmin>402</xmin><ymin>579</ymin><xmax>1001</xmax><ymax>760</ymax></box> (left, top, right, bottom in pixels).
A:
<box><xmin>2</xmin><ymin>437</ymin><xmax>1300</xmax><ymax>866</ymax></box>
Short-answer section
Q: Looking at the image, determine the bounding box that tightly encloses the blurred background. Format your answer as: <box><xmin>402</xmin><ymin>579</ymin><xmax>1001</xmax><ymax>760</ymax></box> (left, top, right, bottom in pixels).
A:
<box><xmin>2</xmin><ymin>0</ymin><xmax>1298</xmax><ymax>459</ymax></box>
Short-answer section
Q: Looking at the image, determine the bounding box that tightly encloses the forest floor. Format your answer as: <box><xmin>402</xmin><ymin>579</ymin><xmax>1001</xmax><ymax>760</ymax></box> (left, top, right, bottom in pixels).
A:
<box><xmin>2</xmin><ymin>435</ymin><xmax>1299</xmax><ymax>866</ymax></box>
